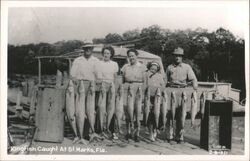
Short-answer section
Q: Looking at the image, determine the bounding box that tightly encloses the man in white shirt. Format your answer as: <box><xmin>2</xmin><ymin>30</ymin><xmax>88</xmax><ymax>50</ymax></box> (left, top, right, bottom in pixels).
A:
<box><xmin>70</xmin><ymin>44</ymin><xmax>99</xmax><ymax>81</ymax></box>
<box><xmin>70</xmin><ymin>43</ymin><xmax>100</xmax><ymax>142</ymax></box>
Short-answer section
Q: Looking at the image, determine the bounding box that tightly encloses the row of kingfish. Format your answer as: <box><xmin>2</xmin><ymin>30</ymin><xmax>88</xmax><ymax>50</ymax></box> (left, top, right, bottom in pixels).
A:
<box><xmin>66</xmin><ymin>80</ymin><xmax>207</xmax><ymax>143</ymax></box>
<box><xmin>65</xmin><ymin>80</ymin><xmax>125</xmax><ymax>143</ymax></box>
<box><xmin>142</xmin><ymin>87</ymin><xmax>207</xmax><ymax>131</ymax></box>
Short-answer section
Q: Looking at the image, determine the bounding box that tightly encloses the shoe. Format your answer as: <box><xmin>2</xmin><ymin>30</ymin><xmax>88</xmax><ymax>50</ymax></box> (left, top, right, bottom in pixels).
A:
<box><xmin>125</xmin><ymin>134</ymin><xmax>132</xmax><ymax>140</ymax></box>
<box><xmin>153</xmin><ymin>131</ymin><xmax>157</xmax><ymax>138</ymax></box>
<box><xmin>150</xmin><ymin>135</ymin><xmax>155</xmax><ymax>142</ymax></box>
<box><xmin>169</xmin><ymin>139</ymin><xmax>177</xmax><ymax>145</ymax></box>
<box><xmin>112</xmin><ymin>133</ymin><xmax>118</xmax><ymax>140</ymax></box>
<box><xmin>134</xmin><ymin>135</ymin><xmax>140</xmax><ymax>142</ymax></box>
<box><xmin>177</xmin><ymin>140</ymin><xmax>185</xmax><ymax>144</ymax></box>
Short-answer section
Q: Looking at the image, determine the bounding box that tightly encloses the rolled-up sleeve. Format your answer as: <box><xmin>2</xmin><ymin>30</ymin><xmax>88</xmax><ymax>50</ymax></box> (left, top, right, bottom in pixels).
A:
<box><xmin>166</xmin><ymin>66</ymin><xmax>171</xmax><ymax>82</ymax></box>
<box><xmin>70</xmin><ymin>59</ymin><xmax>78</xmax><ymax>78</ymax></box>
<box><xmin>114</xmin><ymin>62</ymin><xmax>119</xmax><ymax>73</ymax></box>
<box><xmin>93</xmin><ymin>59</ymin><xmax>100</xmax><ymax>79</ymax></box>
<box><xmin>187</xmin><ymin>65</ymin><xmax>197</xmax><ymax>81</ymax></box>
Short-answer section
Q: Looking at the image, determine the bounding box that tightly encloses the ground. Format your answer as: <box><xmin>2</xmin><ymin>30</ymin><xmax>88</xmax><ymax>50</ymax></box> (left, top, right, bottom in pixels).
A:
<box><xmin>20</xmin><ymin>118</ymin><xmax>245</xmax><ymax>155</ymax></box>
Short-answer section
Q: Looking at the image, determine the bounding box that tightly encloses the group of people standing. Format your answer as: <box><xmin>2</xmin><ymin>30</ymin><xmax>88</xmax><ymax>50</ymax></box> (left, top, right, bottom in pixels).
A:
<box><xmin>70</xmin><ymin>43</ymin><xmax>197</xmax><ymax>144</ymax></box>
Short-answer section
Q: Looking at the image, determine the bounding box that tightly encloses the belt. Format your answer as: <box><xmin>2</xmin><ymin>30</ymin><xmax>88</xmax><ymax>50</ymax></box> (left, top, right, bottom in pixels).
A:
<box><xmin>167</xmin><ymin>84</ymin><xmax>187</xmax><ymax>88</ymax></box>
<box><xmin>125</xmin><ymin>81</ymin><xmax>143</xmax><ymax>84</ymax></box>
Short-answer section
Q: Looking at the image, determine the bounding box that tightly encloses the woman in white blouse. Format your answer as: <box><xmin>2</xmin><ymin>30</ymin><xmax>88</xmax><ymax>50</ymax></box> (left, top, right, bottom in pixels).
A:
<box><xmin>96</xmin><ymin>46</ymin><xmax>119</xmax><ymax>140</ymax></box>
<box><xmin>97</xmin><ymin>46</ymin><xmax>119</xmax><ymax>83</ymax></box>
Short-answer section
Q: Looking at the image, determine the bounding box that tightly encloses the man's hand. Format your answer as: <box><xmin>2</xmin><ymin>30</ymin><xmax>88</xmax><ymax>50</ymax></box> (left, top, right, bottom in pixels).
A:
<box><xmin>172</xmin><ymin>80</ymin><xmax>187</xmax><ymax>86</ymax></box>
<box><xmin>192</xmin><ymin>80</ymin><xmax>198</xmax><ymax>90</ymax></box>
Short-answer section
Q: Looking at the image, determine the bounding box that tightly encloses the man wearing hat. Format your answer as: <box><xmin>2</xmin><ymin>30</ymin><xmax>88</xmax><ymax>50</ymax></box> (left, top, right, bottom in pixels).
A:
<box><xmin>70</xmin><ymin>43</ymin><xmax>100</xmax><ymax>143</ymax></box>
<box><xmin>166</xmin><ymin>47</ymin><xmax>197</xmax><ymax>89</ymax></box>
<box><xmin>166</xmin><ymin>47</ymin><xmax>198</xmax><ymax>144</ymax></box>
<box><xmin>70</xmin><ymin>43</ymin><xmax>99</xmax><ymax>81</ymax></box>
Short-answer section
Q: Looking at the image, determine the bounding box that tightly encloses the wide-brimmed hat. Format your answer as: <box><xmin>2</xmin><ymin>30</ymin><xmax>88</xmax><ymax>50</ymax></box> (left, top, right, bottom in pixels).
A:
<box><xmin>172</xmin><ymin>47</ymin><xmax>184</xmax><ymax>55</ymax></box>
<box><xmin>81</xmin><ymin>43</ymin><xmax>95</xmax><ymax>50</ymax></box>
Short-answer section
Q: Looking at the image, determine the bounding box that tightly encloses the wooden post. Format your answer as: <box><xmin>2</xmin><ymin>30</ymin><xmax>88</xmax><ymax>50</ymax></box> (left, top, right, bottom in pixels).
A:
<box><xmin>38</xmin><ymin>58</ymin><xmax>41</xmax><ymax>85</ymax></box>
<box><xmin>68</xmin><ymin>59</ymin><xmax>72</xmax><ymax>74</ymax></box>
<box><xmin>56</xmin><ymin>70</ymin><xmax>63</xmax><ymax>87</ymax></box>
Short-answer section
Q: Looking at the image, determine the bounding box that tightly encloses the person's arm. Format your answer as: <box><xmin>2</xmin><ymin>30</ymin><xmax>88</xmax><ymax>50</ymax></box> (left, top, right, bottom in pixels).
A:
<box><xmin>160</xmin><ymin>74</ymin><xmax>166</xmax><ymax>88</ymax></box>
<box><xmin>70</xmin><ymin>59</ymin><xmax>78</xmax><ymax>83</ymax></box>
<box><xmin>142</xmin><ymin>65</ymin><xmax>148</xmax><ymax>86</ymax></box>
<box><xmin>113</xmin><ymin>62</ymin><xmax>119</xmax><ymax>83</ymax></box>
<box><xmin>166</xmin><ymin>66</ymin><xmax>171</xmax><ymax>86</ymax></box>
<box><xmin>120</xmin><ymin>65</ymin><xmax>126</xmax><ymax>83</ymax></box>
<box><xmin>187</xmin><ymin>66</ymin><xmax>198</xmax><ymax>90</ymax></box>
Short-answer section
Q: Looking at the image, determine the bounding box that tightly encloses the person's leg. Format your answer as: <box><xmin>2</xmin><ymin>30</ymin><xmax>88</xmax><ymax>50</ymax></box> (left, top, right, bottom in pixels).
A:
<box><xmin>83</xmin><ymin>118</ymin><xmax>90</xmax><ymax>140</ymax></box>
<box><xmin>146</xmin><ymin>111</ymin><xmax>155</xmax><ymax>141</ymax></box>
<box><xmin>169</xmin><ymin>110</ymin><xmax>176</xmax><ymax>144</ymax></box>
<box><xmin>109</xmin><ymin>115</ymin><xmax>118</xmax><ymax>139</ymax></box>
<box><xmin>175</xmin><ymin>106</ymin><xmax>184</xmax><ymax>143</ymax></box>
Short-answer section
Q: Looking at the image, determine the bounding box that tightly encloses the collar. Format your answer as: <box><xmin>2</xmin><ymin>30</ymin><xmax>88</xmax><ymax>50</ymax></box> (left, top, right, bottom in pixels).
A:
<box><xmin>81</xmin><ymin>55</ymin><xmax>94</xmax><ymax>60</ymax></box>
<box><xmin>130</xmin><ymin>61</ymin><xmax>141</xmax><ymax>67</ymax></box>
<box><xmin>172</xmin><ymin>62</ymin><xmax>183</xmax><ymax>67</ymax></box>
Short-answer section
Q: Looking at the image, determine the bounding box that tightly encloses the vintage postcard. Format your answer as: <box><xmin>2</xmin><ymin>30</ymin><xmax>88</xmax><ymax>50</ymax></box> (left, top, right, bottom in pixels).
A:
<box><xmin>0</xmin><ymin>0</ymin><xmax>249</xmax><ymax>160</ymax></box>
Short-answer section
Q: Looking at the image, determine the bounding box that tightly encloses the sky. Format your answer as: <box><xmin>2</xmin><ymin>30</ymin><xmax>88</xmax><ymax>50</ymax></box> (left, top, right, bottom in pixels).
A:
<box><xmin>8</xmin><ymin>2</ymin><xmax>248</xmax><ymax>45</ymax></box>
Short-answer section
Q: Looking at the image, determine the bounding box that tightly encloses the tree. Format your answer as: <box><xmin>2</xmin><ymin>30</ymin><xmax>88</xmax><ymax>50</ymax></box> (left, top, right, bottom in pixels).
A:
<box><xmin>122</xmin><ymin>29</ymin><xmax>141</xmax><ymax>41</ymax></box>
<box><xmin>105</xmin><ymin>33</ymin><xmax>123</xmax><ymax>43</ymax></box>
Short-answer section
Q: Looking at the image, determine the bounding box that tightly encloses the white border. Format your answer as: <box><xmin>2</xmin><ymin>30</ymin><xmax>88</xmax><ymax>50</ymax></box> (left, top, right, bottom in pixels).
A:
<box><xmin>1</xmin><ymin>1</ymin><xmax>249</xmax><ymax>161</ymax></box>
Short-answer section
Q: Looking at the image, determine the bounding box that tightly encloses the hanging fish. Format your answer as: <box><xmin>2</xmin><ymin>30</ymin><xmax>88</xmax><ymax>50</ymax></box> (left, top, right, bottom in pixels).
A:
<box><xmin>191</xmin><ymin>91</ymin><xmax>198</xmax><ymax>128</ymax></box>
<box><xmin>97</xmin><ymin>82</ymin><xmax>107</xmax><ymax>133</ymax></box>
<box><xmin>106</xmin><ymin>83</ymin><xmax>116</xmax><ymax>131</ymax></box>
<box><xmin>127</xmin><ymin>84</ymin><xmax>135</xmax><ymax>128</ymax></box>
<box><xmin>144</xmin><ymin>87</ymin><xmax>151</xmax><ymax>125</ymax></box>
<box><xmin>154</xmin><ymin>88</ymin><xmax>161</xmax><ymax>129</ymax></box>
<box><xmin>200</xmin><ymin>91</ymin><xmax>206</xmax><ymax>120</ymax></box>
<box><xmin>86</xmin><ymin>81</ymin><xmax>96</xmax><ymax>134</ymax></box>
<box><xmin>161</xmin><ymin>89</ymin><xmax>168</xmax><ymax>130</ymax></box>
<box><xmin>134</xmin><ymin>86</ymin><xmax>143</xmax><ymax>137</ymax></box>
<box><xmin>115</xmin><ymin>84</ymin><xmax>124</xmax><ymax>134</ymax></box>
<box><xmin>180</xmin><ymin>92</ymin><xmax>187</xmax><ymax>129</ymax></box>
<box><xmin>170</xmin><ymin>91</ymin><xmax>177</xmax><ymax>125</ymax></box>
<box><xmin>75</xmin><ymin>80</ymin><xmax>87</xmax><ymax>144</ymax></box>
<box><xmin>65</xmin><ymin>80</ymin><xmax>78</xmax><ymax>142</ymax></box>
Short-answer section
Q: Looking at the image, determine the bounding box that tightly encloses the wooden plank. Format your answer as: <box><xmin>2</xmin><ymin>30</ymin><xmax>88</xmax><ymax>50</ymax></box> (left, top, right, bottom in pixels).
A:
<box><xmin>8</xmin><ymin>106</ymin><xmax>29</xmax><ymax>119</ymax></box>
<box><xmin>34</xmin><ymin>88</ymin><xmax>65</xmax><ymax>143</ymax></box>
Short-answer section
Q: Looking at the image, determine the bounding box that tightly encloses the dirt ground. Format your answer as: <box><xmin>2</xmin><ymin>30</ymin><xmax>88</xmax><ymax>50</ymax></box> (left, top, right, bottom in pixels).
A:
<box><xmin>25</xmin><ymin>117</ymin><xmax>244</xmax><ymax>155</ymax></box>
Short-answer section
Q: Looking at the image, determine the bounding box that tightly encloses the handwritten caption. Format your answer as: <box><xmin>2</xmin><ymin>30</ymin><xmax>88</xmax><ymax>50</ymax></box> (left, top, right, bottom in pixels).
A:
<box><xmin>10</xmin><ymin>145</ymin><xmax>107</xmax><ymax>154</ymax></box>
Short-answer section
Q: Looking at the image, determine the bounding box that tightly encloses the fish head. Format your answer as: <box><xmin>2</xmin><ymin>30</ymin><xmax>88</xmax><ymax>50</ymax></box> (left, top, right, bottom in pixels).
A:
<box><xmin>201</xmin><ymin>91</ymin><xmax>206</xmax><ymax>99</ymax></box>
<box><xmin>118</xmin><ymin>84</ymin><xmax>124</xmax><ymax>96</ymax></box>
<box><xmin>88</xmin><ymin>81</ymin><xmax>95</xmax><ymax>94</ymax></box>
<box><xmin>136</xmin><ymin>86</ymin><xmax>142</xmax><ymax>97</ymax></box>
<box><xmin>145</xmin><ymin>87</ymin><xmax>150</xmax><ymax>97</ymax></box>
<box><xmin>109</xmin><ymin>83</ymin><xmax>115</xmax><ymax>94</ymax></box>
<box><xmin>67</xmin><ymin>80</ymin><xmax>74</xmax><ymax>93</ymax></box>
<box><xmin>181</xmin><ymin>92</ymin><xmax>187</xmax><ymax>102</ymax></box>
<box><xmin>128</xmin><ymin>85</ymin><xmax>133</xmax><ymax>96</ymax></box>
<box><xmin>191</xmin><ymin>91</ymin><xmax>197</xmax><ymax>102</ymax></box>
<box><xmin>100</xmin><ymin>82</ymin><xmax>106</xmax><ymax>95</ymax></box>
<box><xmin>162</xmin><ymin>89</ymin><xmax>168</xmax><ymax>101</ymax></box>
<box><xmin>155</xmin><ymin>88</ymin><xmax>161</xmax><ymax>97</ymax></box>
<box><xmin>78</xmin><ymin>80</ymin><xmax>85</xmax><ymax>93</ymax></box>
<box><xmin>171</xmin><ymin>91</ymin><xmax>176</xmax><ymax>102</ymax></box>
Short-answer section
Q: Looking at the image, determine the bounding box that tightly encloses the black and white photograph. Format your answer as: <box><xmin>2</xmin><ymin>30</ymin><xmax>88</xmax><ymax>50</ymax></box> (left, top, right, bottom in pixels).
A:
<box><xmin>1</xmin><ymin>0</ymin><xmax>249</xmax><ymax>160</ymax></box>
